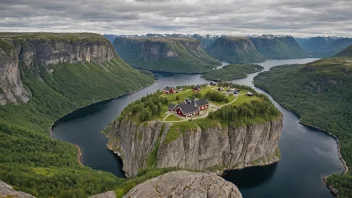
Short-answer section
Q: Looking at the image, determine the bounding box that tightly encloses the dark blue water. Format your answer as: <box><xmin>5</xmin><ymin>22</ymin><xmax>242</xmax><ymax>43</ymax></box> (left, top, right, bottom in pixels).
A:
<box><xmin>52</xmin><ymin>58</ymin><xmax>344</xmax><ymax>197</ymax></box>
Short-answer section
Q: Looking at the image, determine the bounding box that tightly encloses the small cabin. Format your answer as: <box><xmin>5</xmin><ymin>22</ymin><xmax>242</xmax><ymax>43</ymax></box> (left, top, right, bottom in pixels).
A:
<box><xmin>245</xmin><ymin>91</ymin><xmax>254</xmax><ymax>96</ymax></box>
<box><xmin>193</xmin><ymin>85</ymin><xmax>201</xmax><ymax>92</ymax></box>
<box><xmin>163</xmin><ymin>86</ymin><xmax>175</xmax><ymax>94</ymax></box>
<box><xmin>210</xmin><ymin>81</ymin><xmax>217</xmax><ymax>86</ymax></box>
<box><xmin>195</xmin><ymin>99</ymin><xmax>209</xmax><ymax>110</ymax></box>
<box><xmin>218</xmin><ymin>87</ymin><xmax>224</xmax><ymax>91</ymax></box>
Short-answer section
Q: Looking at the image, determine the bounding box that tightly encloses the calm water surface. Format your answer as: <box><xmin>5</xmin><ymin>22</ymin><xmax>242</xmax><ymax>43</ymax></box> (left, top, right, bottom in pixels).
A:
<box><xmin>52</xmin><ymin>58</ymin><xmax>344</xmax><ymax>198</ymax></box>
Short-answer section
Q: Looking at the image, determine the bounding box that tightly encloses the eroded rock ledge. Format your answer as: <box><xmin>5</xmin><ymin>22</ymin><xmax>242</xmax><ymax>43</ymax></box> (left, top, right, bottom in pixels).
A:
<box><xmin>106</xmin><ymin>116</ymin><xmax>282</xmax><ymax>177</ymax></box>
<box><xmin>124</xmin><ymin>171</ymin><xmax>242</xmax><ymax>198</ymax></box>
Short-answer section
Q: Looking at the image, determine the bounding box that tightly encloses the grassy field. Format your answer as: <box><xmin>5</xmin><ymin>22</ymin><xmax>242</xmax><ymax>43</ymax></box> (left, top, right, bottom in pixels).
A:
<box><xmin>164</xmin><ymin>114</ymin><xmax>182</xmax><ymax>121</ymax></box>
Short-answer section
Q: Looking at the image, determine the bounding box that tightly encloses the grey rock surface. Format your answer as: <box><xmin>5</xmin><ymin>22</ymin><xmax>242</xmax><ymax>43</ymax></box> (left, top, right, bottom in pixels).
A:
<box><xmin>106</xmin><ymin>117</ymin><xmax>282</xmax><ymax>177</ymax></box>
<box><xmin>123</xmin><ymin>171</ymin><xmax>242</xmax><ymax>198</ymax></box>
<box><xmin>0</xmin><ymin>37</ymin><xmax>115</xmax><ymax>105</ymax></box>
<box><xmin>0</xmin><ymin>180</ymin><xmax>36</xmax><ymax>198</ymax></box>
<box><xmin>89</xmin><ymin>191</ymin><xmax>116</xmax><ymax>198</ymax></box>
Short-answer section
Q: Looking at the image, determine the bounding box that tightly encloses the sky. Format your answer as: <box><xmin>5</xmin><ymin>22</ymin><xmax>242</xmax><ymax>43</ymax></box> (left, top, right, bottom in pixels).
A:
<box><xmin>0</xmin><ymin>0</ymin><xmax>352</xmax><ymax>37</ymax></box>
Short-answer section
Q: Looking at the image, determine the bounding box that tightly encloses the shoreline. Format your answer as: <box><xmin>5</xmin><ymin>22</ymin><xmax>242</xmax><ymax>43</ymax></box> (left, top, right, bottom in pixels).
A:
<box><xmin>254</xmin><ymin>85</ymin><xmax>348</xmax><ymax>196</ymax></box>
<box><xmin>49</xmin><ymin>81</ymin><xmax>156</xmax><ymax>167</ymax></box>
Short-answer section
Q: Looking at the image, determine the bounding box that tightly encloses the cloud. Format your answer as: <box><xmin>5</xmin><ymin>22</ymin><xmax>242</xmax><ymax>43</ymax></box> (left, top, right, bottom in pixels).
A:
<box><xmin>0</xmin><ymin>0</ymin><xmax>351</xmax><ymax>37</ymax></box>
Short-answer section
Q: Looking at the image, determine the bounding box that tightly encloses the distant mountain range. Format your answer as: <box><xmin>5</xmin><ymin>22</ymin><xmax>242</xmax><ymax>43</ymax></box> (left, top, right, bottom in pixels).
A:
<box><xmin>295</xmin><ymin>36</ymin><xmax>352</xmax><ymax>57</ymax></box>
<box><xmin>113</xmin><ymin>36</ymin><xmax>221</xmax><ymax>73</ymax></box>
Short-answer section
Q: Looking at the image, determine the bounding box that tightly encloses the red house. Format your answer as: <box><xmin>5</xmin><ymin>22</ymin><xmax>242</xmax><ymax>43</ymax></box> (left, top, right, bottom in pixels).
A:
<box><xmin>163</xmin><ymin>86</ymin><xmax>175</xmax><ymax>94</ymax></box>
<box><xmin>176</xmin><ymin>103</ymin><xmax>200</xmax><ymax>117</ymax></box>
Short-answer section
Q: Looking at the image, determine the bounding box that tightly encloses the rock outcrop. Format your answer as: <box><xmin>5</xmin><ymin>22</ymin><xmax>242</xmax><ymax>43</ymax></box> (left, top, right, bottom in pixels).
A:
<box><xmin>0</xmin><ymin>33</ymin><xmax>116</xmax><ymax>105</ymax></box>
<box><xmin>0</xmin><ymin>180</ymin><xmax>36</xmax><ymax>198</ymax></box>
<box><xmin>89</xmin><ymin>191</ymin><xmax>116</xmax><ymax>198</ymax></box>
<box><xmin>205</xmin><ymin>36</ymin><xmax>266</xmax><ymax>63</ymax></box>
<box><xmin>113</xmin><ymin>37</ymin><xmax>220</xmax><ymax>73</ymax></box>
<box><xmin>124</xmin><ymin>171</ymin><xmax>242</xmax><ymax>198</ymax></box>
<box><xmin>106</xmin><ymin>117</ymin><xmax>282</xmax><ymax>177</ymax></box>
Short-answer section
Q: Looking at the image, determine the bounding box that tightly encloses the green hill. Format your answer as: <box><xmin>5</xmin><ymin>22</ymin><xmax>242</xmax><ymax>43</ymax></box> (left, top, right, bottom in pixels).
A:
<box><xmin>254</xmin><ymin>57</ymin><xmax>352</xmax><ymax>197</ymax></box>
<box><xmin>250</xmin><ymin>35</ymin><xmax>309</xmax><ymax>59</ymax></box>
<box><xmin>0</xmin><ymin>33</ymin><xmax>154</xmax><ymax>197</ymax></box>
<box><xmin>202</xmin><ymin>64</ymin><xmax>264</xmax><ymax>81</ymax></box>
<box><xmin>205</xmin><ymin>36</ymin><xmax>266</xmax><ymax>63</ymax></box>
<box><xmin>113</xmin><ymin>37</ymin><xmax>221</xmax><ymax>73</ymax></box>
<box><xmin>335</xmin><ymin>45</ymin><xmax>352</xmax><ymax>57</ymax></box>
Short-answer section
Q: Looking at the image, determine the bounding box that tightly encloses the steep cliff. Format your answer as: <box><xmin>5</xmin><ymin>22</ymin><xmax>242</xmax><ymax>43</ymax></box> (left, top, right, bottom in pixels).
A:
<box><xmin>107</xmin><ymin>116</ymin><xmax>282</xmax><ymax>177</ymax></box>
<box><xmin>205</xmin><ymin>36</ymin><xmax>266</xmax><ymax>63</ymax></box>
<box><xmin>0</xmin><ymin>40</ymin><xmax>30</xmax><ymax>105</ymax></box>
<box><xmin>0</xmin><ymin>33</ymin><xmax>128</xmax><ymax>105</ymax></box>
<box><xmin>124</xmin><ymin>171</ymin><xmax>242</xmax><ymax>198</ymax></box>
<box><xmin>113</xmin><ymin>37</ymin><xmax>221</xmax><ymax>73</ymax></box>
<box><xmin>249</xmin><ymin>35</ymin><xmax>308</xmax><ymax>59</ymax></box>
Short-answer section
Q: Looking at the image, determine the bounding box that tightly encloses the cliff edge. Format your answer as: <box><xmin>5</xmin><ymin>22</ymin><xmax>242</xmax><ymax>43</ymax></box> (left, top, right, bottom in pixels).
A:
<box><xmin>0</xmin><ymin>33</ymin><xmax>116</xmax><ymax>105</ymax></box>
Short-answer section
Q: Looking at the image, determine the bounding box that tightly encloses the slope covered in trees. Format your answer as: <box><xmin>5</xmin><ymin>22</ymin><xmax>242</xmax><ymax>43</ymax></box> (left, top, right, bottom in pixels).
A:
<box><xmin>113</xmin><ymin>37</ymin><xmax>221</xmax><ymax>73</ymax></box>
<box><xmin>254</xmin><ymin>57</ymin><xmax>352</xmax><ymax>197</ymax></box>
<box><xmin>202</xmin><ymin>64</ymin><xmax>264</xmax><ymax>81</ymax></box>
<box><xmin>0</xmin><ymin>33</ymin><xmax>155</xmax><ymax>197</ymax></box>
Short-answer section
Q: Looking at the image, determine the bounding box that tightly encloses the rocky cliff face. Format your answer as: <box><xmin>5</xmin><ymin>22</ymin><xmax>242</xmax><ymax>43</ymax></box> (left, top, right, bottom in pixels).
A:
<box><xmin>113</xmin><ymin>37</ymin><xmax>220</xmax><ymax>73</ymax></box>
<box><xmin>106</xmin><ymin>117</ymin><xmax>282</xmax><ymax>177</ymax></box>
<box><xmin>249</xmin><ymin>35</ymin><xmax>308</xmax><ymax>59</ymax></box>
<box><xmin>205</xmin><ymin>36</ymin><xmax>266</xmax><ymax>63</ymax></box>
<box><xmin>0</xmin><ymin>180</ymin><xmax>36</xmax><ymax>198</ymax></box>
<box><xmin>124</xmin><ymin>171</ymin><xmax>242</xmax><ymax>198</ymax></box>
<box><xmin>0</xmin><ymin>33</ymin><xmax>116</xmax><ymax>105</ymax></box>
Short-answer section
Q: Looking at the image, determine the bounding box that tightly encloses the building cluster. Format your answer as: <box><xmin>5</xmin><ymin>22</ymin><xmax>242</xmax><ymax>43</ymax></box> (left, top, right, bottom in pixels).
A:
<box><xmin>163</xmin><ymin>85</ymin><xmax>208</xmax><ymax>117</ymax></box>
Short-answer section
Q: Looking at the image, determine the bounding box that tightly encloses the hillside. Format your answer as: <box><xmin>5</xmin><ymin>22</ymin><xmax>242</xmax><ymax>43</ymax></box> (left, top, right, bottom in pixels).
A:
<box><xmin>249</xmin><ymin>35</ymin><xmax>308</xmax><ymax>59</ymax></box>
<box><xmin>205</xmin><ymin>36</ymin><xmax>266</xmax><ymax>63</ymax></box>
<box><xmin>0</xmin><ymin>33</ymin><xmax>154</xmax><ymax>197</ymax></box>
<box><xmin>296</xmin><ymin>37</ymin><xmax>352</xmax><ymax>57</ymax></box>
<box><xmin>335</xmin><ymin>45</ymin><xmax>352</xmax><ymax>57</ymax></box>
<box><xmin>113</xmin><ymin>37</ymin><xmax>221</xmax><ymax>73</ymax></box>
<box><xmin>202</xmin><ymin>64</ymin><xmax>264</xmax><ymax>81</ymax></box>
<box><xmin>254</xmin><ymin>58</ymin><xmax>352</xmax><ymax>197</ymax></box>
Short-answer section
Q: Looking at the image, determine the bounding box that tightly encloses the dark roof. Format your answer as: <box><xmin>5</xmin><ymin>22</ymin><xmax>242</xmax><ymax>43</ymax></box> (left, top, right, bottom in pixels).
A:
<box><xmin>168</xmin><ymin>103</ymin><xmax>177</xmax><ymax>109</ymax></box>
<box><xmin>195</xmin><ymin>99</ymin><xmax>209</xmax><ymax>107</ymax></box>
<box><xmin>193</xmin><ymin>85</ymin><xmax>201</xmax><ymax>89</ymax></box>
<box><xmin>210</xmin><ymin>81</ymin><xmax>217</xmax><ymax>85</ymax></box>
<box><xmin>163</xmin><ymin>86</ymin><xmax>174</xmax><ymax>92</ymax></box>
<box><xmin>178</xmin><ymin>103</ymin><xmax>199</xmax><ymax>114</ymax></box>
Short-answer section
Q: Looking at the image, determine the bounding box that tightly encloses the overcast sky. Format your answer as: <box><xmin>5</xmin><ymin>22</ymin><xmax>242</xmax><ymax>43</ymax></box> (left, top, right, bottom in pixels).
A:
<box><xmin>1</xmin><ymin>0</ymin><xmax>351</xmax><ymax>37</ymax></box>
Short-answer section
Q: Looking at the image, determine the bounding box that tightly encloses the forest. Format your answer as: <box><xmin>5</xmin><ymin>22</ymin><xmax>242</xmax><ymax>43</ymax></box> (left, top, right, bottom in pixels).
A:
<box><xmin>202</xmin><ymin>64</ymin><xmax>264</xmax><ymax>81</ymax></box>
<box><xmin>254</xmin><ymin>58</ymin><xmax>352</xmax><ymax>197</ymax></box>
<box><xmin>0</xmin><ymin>59</ymin><xmax>154</xmax><ymax>197</ymax></box>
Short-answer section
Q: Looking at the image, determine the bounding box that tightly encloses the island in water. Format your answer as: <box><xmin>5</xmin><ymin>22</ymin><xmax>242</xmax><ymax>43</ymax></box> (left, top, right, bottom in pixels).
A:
<box><xmin>202</xmin><ymin>64</ymin><xmax>264</xmax><ymax>81</ymax></box>
<box><xmin>105</xmin><ymin>82</ymin><xmax>282</xmax><ymax>179</ymax></box>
